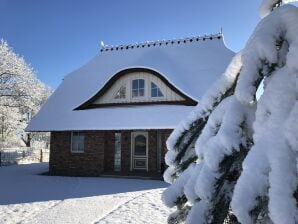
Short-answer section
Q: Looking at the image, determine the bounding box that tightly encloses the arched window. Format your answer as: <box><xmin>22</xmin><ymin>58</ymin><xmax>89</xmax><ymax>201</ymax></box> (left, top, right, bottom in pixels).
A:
<box><xmin>131</xmin><ymin>79</ymin><xmax>145</xmax><ymax>98</ymax></box>
<box><xmin>134</xmin><ymin>135</ymin><xmax>147</xmax><ymax>156</ymax></box>
<box><xmin>151</xmin><ymin>82</ymin><xmax>164</xmax><ymax>97</ymax></box>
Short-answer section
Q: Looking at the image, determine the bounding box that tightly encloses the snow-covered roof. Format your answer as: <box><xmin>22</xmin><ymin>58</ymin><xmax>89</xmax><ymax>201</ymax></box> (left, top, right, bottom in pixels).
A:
<box><xmin>27</xmin><ymin>33</ymin><xmax>235</xmax><ymax>131</ymax></box>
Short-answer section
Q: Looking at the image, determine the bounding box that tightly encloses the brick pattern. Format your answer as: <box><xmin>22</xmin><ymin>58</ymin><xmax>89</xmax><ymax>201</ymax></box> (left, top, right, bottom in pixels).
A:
<box><xmin>50</xmin><ymin>131</ymin><xmax>105</xmax><ymax>176</ymax></box>
<box><xmin>104</xmin><ymin>131</ymin><xmax>115</xmax><ymax>172</ymax></box>
<box><xmin>121</xmin><ymin>131</ymin><xmax>132</xmax><ymax>173</ymax></box>
<box><xmin>148</xmin><ymin>130</ymin><xmax>158</xmax><ymax>173</ymax></box>
<box><xmin>49</xmin><ymin>129</ymin><xmax>173</xmax><ymax>177</ymax></box>
<box><xmin>161</xmin><ymin>129</ymin><xmax>172</xmax><ymax>172</ymax></box>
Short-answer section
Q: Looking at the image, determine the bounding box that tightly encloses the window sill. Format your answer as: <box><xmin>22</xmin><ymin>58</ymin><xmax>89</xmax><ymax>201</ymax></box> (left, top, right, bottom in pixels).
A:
<box><xmin>70</xmin><ymin>151</ymin><xmax>84</xmax><ymax>154</ymax></box>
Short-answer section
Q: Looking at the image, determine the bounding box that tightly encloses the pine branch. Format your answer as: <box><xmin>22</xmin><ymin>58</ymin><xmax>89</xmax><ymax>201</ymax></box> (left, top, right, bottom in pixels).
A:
<box><xmin>168</xmin><ymin>205</ymin><xmax>191</xmax><ymax>224</ymax></box>
<box><xmin>224</xmin><ymin>210</ymin><xmax>241</xmax><ymax>224</ymax></box>
<box><xmin>249</xmin><ymin>196</ymin><xmax>271</xmax><ymax>223</ymax></box>
<box><xmin>173</xmin><ymin>75</ymin><xmax>239</xmax><ymax>167</ymax></box>
<box><xmin>176</xmin><ymin>155</ymin><xmax>198</xmax><ymax>174</ymax></box>
<box><xmin>294</xmin><ymin>187</ymin><xmax>298</xmax><ymax>208</ymax></box>
<box><xmin>207</xmin><ymin>144</ymin><xmax>250</xmax><ymax>224</ymax></box>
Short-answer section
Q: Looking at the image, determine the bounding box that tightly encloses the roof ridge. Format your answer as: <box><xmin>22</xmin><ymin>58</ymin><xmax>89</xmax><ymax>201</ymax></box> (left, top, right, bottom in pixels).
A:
<box><xmin>100</xmin><ymin>32</ymin><xmax>223</xmax><ymax>52</ymax></box>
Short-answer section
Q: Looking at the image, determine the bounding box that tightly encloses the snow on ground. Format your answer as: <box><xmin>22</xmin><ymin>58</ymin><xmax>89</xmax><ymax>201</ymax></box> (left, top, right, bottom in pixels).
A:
<box><xmin>0</xmin><ymin>163</ymin><xmax>173</xmax><ymax>224</ymax></box>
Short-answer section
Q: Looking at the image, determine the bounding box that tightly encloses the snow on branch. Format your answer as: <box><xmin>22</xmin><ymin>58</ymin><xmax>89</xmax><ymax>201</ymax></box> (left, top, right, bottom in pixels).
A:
<box><xmin>163</xmin><ymin>3</ymin><xmax>298</xmax><ymax>224</ymax></box>
<box><xmin>260</xmin><ymin>0</ymin><xmax>298</xmax><ymax>18</ymax></box>
<box><xmin>236</xmin><ymin>5</ymin><xmax>298</xmax><ymax>104</ymax></box>
<box><xmin>0</xmin><ymin>40</ymin><xmax>52</xmax><ymax>147</ymax></box>
<box><xmin>163</xmin><ymin>53</ymin><xmax>242</xmax><ymax>186</ymax></box>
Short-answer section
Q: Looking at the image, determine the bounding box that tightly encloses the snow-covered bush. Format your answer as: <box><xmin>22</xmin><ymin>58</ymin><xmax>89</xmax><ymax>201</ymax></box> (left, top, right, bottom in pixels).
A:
<box><xmin>162</xmin><ymin>1</ymin><xmax>298</xmax><ymax>223</ymax></box>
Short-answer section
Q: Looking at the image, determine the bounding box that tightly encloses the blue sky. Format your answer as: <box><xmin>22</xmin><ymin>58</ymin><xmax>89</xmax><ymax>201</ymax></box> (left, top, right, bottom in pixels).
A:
<box><xmin>0</xmin><ymin>0</ymin><xmax>262</xmax><ymax>89</ymax></box>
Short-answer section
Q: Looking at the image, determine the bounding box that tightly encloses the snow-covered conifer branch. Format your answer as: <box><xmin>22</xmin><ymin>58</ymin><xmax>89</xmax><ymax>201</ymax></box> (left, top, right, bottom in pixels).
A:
<box><xmin>164</xmin><ymin>2</ymin><xmax>297</xmax><ymax>223</ymax></box>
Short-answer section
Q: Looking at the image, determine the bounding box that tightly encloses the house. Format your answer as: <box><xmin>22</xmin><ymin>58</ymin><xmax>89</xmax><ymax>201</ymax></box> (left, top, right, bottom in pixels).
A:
<box><xmin>26</xmin><ymin>33</ymin><xmax>234</xmax><ymax>177</ymax></box>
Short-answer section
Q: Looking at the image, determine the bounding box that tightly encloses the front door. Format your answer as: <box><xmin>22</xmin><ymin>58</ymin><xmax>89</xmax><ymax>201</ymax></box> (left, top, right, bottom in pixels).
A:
<box><xmin>131</xmin><ymin>131</ymin><xmax>148</xmax><ymax>171</ymax></box>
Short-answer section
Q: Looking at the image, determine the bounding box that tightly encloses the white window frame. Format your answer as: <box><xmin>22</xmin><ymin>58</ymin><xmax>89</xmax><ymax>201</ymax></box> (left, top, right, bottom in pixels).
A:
<box><xmin>131</xmin><ymin>79</ymin><xmax>145</xmax><ymax>98</ymax></box>
<box><xmin>70</xmin><ymin>131</ymin><xmax>85</xmax><ymax>153</ymax></box>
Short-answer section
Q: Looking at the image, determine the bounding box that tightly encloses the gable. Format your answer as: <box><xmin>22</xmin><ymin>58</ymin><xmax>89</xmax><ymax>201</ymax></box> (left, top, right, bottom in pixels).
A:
<box><xmin>76</xmin><ymin>68</ymin><xmax>197</xmax><ymax>109</ymax></box>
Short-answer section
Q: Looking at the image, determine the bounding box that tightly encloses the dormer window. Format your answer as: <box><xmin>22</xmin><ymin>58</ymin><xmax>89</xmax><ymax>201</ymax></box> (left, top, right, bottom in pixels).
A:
<box><xmin>78</xmin><ymin>69</ymin><xmax>196</xmax><ymax>108</ymax></box>
<box><xmin>151</xmin><ymin>82</ymin><xmax>164</xmax><ymax>97</ymax></box>
<box><xmin>114</xmin><ymin>86</ymin><xmax>126</xmax><ymax>99</ymax></box>
<box><xmin>132</xmin><ymin>79</ymin><xmax>145</xmax><ymax>98</ymax></box>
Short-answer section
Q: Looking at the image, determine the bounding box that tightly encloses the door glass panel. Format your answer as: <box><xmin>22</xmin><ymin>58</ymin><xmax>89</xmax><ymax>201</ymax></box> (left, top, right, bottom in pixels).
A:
<box><xmin>134</xmin><ymin>159</ymin><xmax>146</xmax><ymax>168</ymax></box>
<box><xmin>134</xmin><ymin>135</ymin><xmax>146</xmax><ymax>156</ymax></box>
<box><xmin>114</xmin><ymin>133</ymin><xmax>121</xmax><ymax>171</ymax></box>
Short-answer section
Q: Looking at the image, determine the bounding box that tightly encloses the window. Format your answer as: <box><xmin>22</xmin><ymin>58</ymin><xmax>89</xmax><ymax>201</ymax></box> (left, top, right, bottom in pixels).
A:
<box><xmin>114</xmin><ymin>133</ymin><xmax>121</xmax><ymax>171</ymax></box>
<box><xmin>131</xmin><ymin>132</ymin><xmax>148</xmax><ymax>170</ymax></box>
<box><xmin>151</xmin><ymin>82</ymin><xmax>164</xmax><ymax>97</ymax></box>
<box><xmin>71</xmin><ymin>132</ymin><xmax>85</xmax><ymax>153</ymax></box>
<box><xmin>134</xmin><ymin>135</ymin><xmax>147</xmax><ymax>156</ymax></box>
<box><xmin>132</xmin><ymin>79</ymin><xmax>145</xmax><ymax>98</ymax></box>
<box><xmin>114</xmin><ymin>86</ymin><xmax>126</xmax><ymax>99</ymax></box>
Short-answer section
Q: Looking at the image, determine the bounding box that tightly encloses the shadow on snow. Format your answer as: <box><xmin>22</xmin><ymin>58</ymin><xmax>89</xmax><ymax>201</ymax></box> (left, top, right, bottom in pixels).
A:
<box><xmin>0</xmin><ymin>163</ymin><xmax>168</xmax><ymax>205</ymax></box>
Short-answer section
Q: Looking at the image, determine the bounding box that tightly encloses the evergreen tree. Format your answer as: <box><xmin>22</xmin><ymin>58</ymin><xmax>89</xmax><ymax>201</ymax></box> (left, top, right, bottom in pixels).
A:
<box><xmin>163</xmin><ymin>1</ymin><xmax>298</xmax><ymax>223</ymax></box>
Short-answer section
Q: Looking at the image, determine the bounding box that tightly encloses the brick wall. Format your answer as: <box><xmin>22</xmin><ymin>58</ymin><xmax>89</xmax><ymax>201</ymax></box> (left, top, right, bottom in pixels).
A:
<box><xmin>50</xmin><ymin>131</ymin><xmax>105</xmax><ymax>176</ymax></box>
<box><xmin>121</xmin><ymin>131</ymin><xmax>131</xmax><ymax>173</ymax></box>
<box><xmin>160</xmin><ymin>129</ymin><xmax>173</xmax><ymax>172</ymax></box>
<box><xmin>49</xmin><ymin>129</ymin><xmax>172</xmax><ymax>177</ymax></box>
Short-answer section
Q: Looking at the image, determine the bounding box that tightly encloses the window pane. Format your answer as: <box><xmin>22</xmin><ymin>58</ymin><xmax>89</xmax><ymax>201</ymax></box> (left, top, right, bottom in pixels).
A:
<box><xmin>134</xmin><ymin>135</ymin><xmax>146</xmax><ymax>156</ymax></box>
<box><xmin>151</xmin><ymin>82</ymin><xmax>164</xmax><ymax>97</ymax></box>
<box><xmin>132</xmin><ymin>80</ymin><xmax>138</xmax><ymax>89</ymax></box>
<box><xmin>139</xmin><ymin>88</ymin><xmax>144</xmax><ymax>97</ymax></box>
<box><xmin>151</xmin><ymin>82</ymin><xmax>157</xmax><ymax>89</ymax></box>
<box><xmin>151</xmin><ymin>88</ymin><xmax>157</xmax><ymax>97</ymax></box>
<box><xmin>114</xmin><ymin>133</ymin><xmax>121</xmax><ymax>171</ymax></box>
<box><xmin>72</xmin><ymin>136</ymin><xmax>77</xmax><ymax>151</ymax></box>
<box><xmin>71</xmin><ymin>132</ymin><xmax>84</xmax><ymax>152</ymax></box>
<box><xmin>72</xmin><ymin>139</ymin><xmax>77</xmax><ymax>151</ymax></box>
<box><xmin>115</xmin><ymin>86</ymin><xmax>126</xmax><ymax>99</ymax></box>
<box><xmin>132</xmin><ymin>89</ymin><xmax>138</xmax><ymax>97</ymax></box>
<box><xmin>120</xmin><ymin>87</ymin><xmax>126</xmax><ymax>98</ymax></box>
<box><xmin>139</xmin><ymin>79</ymin><xmax>145</xmax><ymax>88</ymax></box>
<box><xmin>157</xmin><ymin>89</ymin><xmax>164</xmax><ymax>97</ymax></box>
<box><xmin>78</xmin><ymin>142</ymin><xmax>84</xmax><ymax>151</ymax></box>
<box><xmin>132</xmin><ymin>79</ymin><xmax>145</xmax><ymax>98</ymax></box>
<box><xmin>135</xmin><ymin>159</ymin><xmax>146</xmax><ymax>168</ymax></box>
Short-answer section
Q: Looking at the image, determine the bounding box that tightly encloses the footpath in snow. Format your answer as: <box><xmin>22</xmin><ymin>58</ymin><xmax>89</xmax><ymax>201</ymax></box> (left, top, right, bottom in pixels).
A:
<box><xmin>0</xmin><ymin>163</ymin><xmax>173</xmax><ymax>224</ymax></box>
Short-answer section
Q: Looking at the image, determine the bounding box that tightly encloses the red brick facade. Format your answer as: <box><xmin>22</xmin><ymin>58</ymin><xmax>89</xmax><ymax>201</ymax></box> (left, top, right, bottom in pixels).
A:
<box><xmin>49</xmin><ymin>129</ymin><xmax>172</xmax><ymax>177</ymax></box>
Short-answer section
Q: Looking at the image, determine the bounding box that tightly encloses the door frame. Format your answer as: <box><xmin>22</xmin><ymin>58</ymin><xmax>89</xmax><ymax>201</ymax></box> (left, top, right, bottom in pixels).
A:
<box><xmin>130</xmin><ymin>131</ymin><xmax>148</xmax><ymax>171</ymax></box>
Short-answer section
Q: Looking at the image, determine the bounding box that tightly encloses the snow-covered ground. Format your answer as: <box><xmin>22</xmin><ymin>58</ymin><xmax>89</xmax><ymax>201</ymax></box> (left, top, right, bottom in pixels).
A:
<box><xmin>0</xmin><ymin>163</ymin><xmax>173</xmax><ymax>224</ymax></box>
